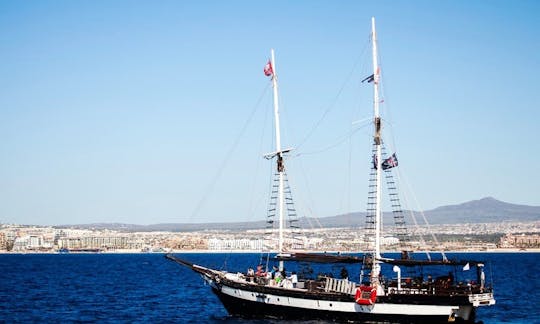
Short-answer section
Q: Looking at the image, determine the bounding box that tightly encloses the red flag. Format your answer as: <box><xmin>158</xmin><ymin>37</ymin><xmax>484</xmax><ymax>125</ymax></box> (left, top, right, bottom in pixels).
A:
<box><xmin>264</xmin><ymin>60</ymin><xmax>273</xmax><ymax>76</ymax></box>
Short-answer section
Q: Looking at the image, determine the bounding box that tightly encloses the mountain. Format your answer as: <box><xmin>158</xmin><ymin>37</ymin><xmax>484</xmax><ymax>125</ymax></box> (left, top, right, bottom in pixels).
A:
<box><xmin>58</xmin><ymin>197</ymin><xmax>540</xmax><ymax>232</ymax></box>
<box><xmin>314</xmin><ymin>197</ymin><xmax>540</xmax><ymax>227</ymax></box>
<box><xmin>420</xmin><ymin>197</ymin><xmax>540</xmax><ymax>224</ymax></box>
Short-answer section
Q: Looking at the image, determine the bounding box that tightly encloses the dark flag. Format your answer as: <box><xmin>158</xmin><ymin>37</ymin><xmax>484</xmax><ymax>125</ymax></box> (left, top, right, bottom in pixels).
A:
<box><xmin>362</xmin><ymin>74</ymin><xmax>375</xmax><ymax>83</ymax></box>
<box><xmin>373</xmin><ymin>153</ymin><xmax>398</xmax><ymax>170</ymax></box>
<box><xmin>381</xmin><ymin>153</ymin><xmax>398</xmax><ymax>170</ymax></box>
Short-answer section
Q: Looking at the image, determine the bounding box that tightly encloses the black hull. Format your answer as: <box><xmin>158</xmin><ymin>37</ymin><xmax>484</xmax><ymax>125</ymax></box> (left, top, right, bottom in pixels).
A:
<box><xmin>211</xmin><ymin>287</ymin><xmax>474</xmax><ymax>324</ymax></box>
<box><xmin>164</xmin><ymin>254</ymin><xmax>485</xmax><ymax>323</ymax></box>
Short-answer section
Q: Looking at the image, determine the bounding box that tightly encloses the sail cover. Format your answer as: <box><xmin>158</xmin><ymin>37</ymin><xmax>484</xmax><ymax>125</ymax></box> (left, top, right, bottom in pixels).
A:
<box><xmin>379</xmin><ymin>257</ymin><xmax>484</xmax><ymax>267</ymax></box>
<box><xmin>275</xmin><ymin>252</ymin><xmax>364</xmax><ymax>264</ymax></box>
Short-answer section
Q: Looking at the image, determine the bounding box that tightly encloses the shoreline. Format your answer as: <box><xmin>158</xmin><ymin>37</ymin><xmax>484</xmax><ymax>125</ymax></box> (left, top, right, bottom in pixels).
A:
<box><xmin>1</xmin><ymin>248</ymin><xmax>539</xmax><ymax>254</ymax></box>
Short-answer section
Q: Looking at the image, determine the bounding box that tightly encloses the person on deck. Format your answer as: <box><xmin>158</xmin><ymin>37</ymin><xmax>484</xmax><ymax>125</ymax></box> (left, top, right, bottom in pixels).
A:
<box><xmin>340</xmin><ymin>267</ymin><xmax>349</xmax><ymax>280</ymax></box>
<box><xmin>288</xmin><ymin>271</ymin><xmax>298</xmax><ymax>288</ymax></box>
<box><xmin>270</xmin><ymin>266</ymin><xmax>278</xmax><ymax>278</ymax></box>
<box><xmin>448</xmin><ymin>272</ymin><xmax>454</xmax><ymax>285</ymax></box>
<box><xmin>275</xmin><ymin>269</ymin><xmax>283</xmax><ymax>286</ymax></box>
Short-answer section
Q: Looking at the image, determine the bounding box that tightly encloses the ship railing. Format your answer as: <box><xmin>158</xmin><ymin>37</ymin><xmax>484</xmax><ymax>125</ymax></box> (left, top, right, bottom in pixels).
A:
<box><xmin>323</xmin><ymin>277</ymin><xmax>357</xmax><ymax>295</ymax></box>
<box><xmin>387</xmin><ymin>287</ymin><xmax>429</xmax><ymax>295</ymax></box>
<box><xmin>468</xmin><ymin>292</ymin><xmax>496</xmax><ymax>307</ymax></box>
<box><xmin>431</xmin><ymin>283</ymin><xmax>494</xmax><ymax>296</ymax></box>
<box><xmin>387</xmin><ymin>282</ymin><xmax>494</xmax><ymax>297</ymax></box>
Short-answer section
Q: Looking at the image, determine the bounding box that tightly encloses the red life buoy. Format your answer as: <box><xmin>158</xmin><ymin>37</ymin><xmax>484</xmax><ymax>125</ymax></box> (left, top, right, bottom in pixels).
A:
<box><xmin>355</xmin><ymin>286</ymin><xmax>377</xmax><ymax>305</ymax></box>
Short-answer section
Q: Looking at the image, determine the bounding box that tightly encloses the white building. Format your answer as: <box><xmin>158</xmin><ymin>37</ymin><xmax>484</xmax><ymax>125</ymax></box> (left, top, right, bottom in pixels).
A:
<box><xmin>12</xmin><ymin>235</ymin><xmax>52</xmax><ymax>251</ymax></box>
<box><xmin>208</xmin><ymin>238</ymin><xmax>264</xmax><ymax>251</ymax></box>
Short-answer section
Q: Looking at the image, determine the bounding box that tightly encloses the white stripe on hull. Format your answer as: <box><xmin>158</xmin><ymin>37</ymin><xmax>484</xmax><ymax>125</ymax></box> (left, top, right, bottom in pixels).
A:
<box><xmin>219</xmin><ymin>284</ymin><xmax>473</xmax><ymax>320</ymax></box>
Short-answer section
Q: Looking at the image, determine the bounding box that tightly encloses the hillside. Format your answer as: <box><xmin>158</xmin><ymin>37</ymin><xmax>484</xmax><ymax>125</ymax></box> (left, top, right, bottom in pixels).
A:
<box><xmin>59</xmin><ymin>197</ymin><xmax>540</xmax><ymax>232</ymax></box>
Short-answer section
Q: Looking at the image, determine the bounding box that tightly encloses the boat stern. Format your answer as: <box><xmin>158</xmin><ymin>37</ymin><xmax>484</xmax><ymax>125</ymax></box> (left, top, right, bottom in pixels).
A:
<box><xmin>469</xmin><ymin>292</ymin><xmax>496</xmax><ymax>307</ymax></box>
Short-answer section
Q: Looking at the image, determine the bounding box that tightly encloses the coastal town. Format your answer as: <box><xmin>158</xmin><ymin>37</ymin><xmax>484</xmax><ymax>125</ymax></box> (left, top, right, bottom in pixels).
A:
<box><xmin>1</xmin><ymin>221</ymin><xmax>539</xmax><ymax>253</ymax></box>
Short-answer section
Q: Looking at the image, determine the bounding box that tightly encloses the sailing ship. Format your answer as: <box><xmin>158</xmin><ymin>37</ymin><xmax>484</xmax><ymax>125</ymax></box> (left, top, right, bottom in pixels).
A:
<box><xmin>167</xmin><ymin>18</ymin><xmax>496</xmax><ymax>323</ymax></box>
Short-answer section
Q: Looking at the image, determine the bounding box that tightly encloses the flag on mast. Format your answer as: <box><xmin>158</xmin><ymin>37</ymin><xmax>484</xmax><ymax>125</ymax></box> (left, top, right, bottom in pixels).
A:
<box><xmin>264</xmin><ymin>60</ymin><xmax>273</xmax><ymax>76</ymax></box>
<box><xmin>373</xmin><ymin>153</ymin><xmax>399</xmax><ymax>170</ymax></box>
<box><xmin>381</xmin><ymin>153</ymin><xmax>398</xmax><ymax>170</ymax></box>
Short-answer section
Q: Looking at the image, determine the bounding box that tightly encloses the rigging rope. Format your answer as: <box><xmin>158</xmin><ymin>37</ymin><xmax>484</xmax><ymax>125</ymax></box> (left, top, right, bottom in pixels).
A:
<box><xmin>294</xmin><ymin>120</ymin><xmax>371</xmax><ymax>157</ymax></box>
<box><xmin>395</xmin><ymin>165</ymin><xmax>448</xmax><ymax>262</ymax></box>
<box><xmin>188</xmin><ymin>82</ymin><xmax>271</xmax><ymax>222</ymax></box>
<box><xmin>295</xmin><ymin>39</ymin><xmax>371</xmax><ymax>152</ymax></box>
<box><xmin>247</xmin><ymin>93</ymin><xmax>272</xmax><ymax>221</ymax></box>
<box><xmin>290</xmin><ymin>154</ymin><xmax>323</xmax><ymax>231</ymax></box>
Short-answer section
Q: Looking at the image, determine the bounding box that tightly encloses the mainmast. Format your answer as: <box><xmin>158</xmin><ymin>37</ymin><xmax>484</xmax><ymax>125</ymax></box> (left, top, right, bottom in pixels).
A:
<box><xmin>269</xmin><ymin>49</ymin><xmax>286</xmax><ymax>271</ymax></box>
<box><xmin>370</xmin><ymin>17</ymin><xmax>383</xmax><ymax>288</ymax></box>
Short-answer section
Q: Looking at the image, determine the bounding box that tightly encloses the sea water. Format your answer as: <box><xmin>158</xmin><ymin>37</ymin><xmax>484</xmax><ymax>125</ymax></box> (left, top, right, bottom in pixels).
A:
<box><xmin>0</xmin><ymin>252</ymin><xmax>538</xmax><ymax>323</ymax></box>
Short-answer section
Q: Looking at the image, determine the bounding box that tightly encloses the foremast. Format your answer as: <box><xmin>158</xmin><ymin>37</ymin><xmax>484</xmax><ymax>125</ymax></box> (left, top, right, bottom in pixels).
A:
<box><xmin>370</xmin><ymin>17</ymin><xmax>384</xmax><ymax>292</ymax></box>
<box><xmin>268</xmin><ymin>49</ymin><xmax>286</xmax><ymax>271</ymax></box>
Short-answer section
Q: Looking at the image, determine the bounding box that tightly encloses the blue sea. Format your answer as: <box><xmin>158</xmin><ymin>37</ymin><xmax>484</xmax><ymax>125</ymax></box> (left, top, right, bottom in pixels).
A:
<box><xmin>0</xmin><ymin>252</ymin><xmax>538</xmax><ymax>323</ymax></box>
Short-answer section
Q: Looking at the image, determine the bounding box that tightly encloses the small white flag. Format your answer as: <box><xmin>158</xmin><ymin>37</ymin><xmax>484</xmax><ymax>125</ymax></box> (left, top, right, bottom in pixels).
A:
<box><xmin>463</xmin><ymin>263</ymin><xmax>470</xmax><ymax>271</ymax></box>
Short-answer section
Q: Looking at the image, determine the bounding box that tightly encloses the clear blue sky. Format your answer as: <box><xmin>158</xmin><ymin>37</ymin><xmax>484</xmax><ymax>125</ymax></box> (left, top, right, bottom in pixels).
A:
<box><xmin>1</xmin><ymin>1</ymin><xmax>539</xmax><ymax>225</ymax></box>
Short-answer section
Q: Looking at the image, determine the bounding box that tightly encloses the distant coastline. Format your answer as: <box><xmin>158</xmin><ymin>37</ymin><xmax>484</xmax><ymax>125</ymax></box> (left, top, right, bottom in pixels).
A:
<box><xmin>1</xmin><ymin>248</ymin><xmax>539</xmax><ymax>255</ymax></box>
